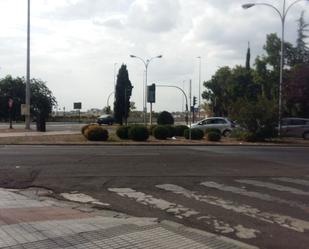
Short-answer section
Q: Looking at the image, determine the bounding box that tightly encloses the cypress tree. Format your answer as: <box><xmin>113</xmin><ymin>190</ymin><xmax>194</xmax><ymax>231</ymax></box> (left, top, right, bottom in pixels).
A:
<box><xmin>113</xmin><ymin>64</ymin><xmax>133</xmax><ymax>125</ymax></box>
<box><xmin>246</xmin><ymin>42</ymin><xmax>251</xmax><ymax>70</ymax></box>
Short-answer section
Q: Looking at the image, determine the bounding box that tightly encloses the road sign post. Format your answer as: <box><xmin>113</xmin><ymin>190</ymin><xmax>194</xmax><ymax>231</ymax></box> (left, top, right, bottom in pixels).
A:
<box><xmin>74</xmin><ymin>102</ymin><xmax>82</xmax><ymax>123</ymax></box>
<box><xmin>147</xmin><ymin>84</ymin><xmax>156</xmax><ymax>125</ymax></box>
<box><xmin>8</xmin><ymin>98</ymin><xmax>14</xmax><ymax>129</ymax></box>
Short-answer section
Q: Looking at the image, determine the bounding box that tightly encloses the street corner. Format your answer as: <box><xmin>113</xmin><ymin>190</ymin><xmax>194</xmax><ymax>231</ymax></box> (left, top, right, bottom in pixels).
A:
<box><xmin>0</xmin><ymin>187</ymin><xmax>259</xmax><ymax>249</ymax></box>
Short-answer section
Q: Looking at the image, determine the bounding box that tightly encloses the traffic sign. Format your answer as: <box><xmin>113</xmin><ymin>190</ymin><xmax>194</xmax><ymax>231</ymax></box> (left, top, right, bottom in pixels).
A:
<box><xmin>8</xmin><ymin>98</ymin><xmax>14</xmax><ymax>109</ymax></box>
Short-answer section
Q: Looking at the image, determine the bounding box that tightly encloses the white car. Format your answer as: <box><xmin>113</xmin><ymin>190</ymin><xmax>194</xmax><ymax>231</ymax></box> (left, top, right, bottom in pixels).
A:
<box><xmin>191</xmin><ymin>117</ymin><xmax>236</xmax><ymax>137</ymax></box>
<box><xmin>281</xmin><ymin>118</ymin><xmax>309</xmax><ymax>139</ymax></box>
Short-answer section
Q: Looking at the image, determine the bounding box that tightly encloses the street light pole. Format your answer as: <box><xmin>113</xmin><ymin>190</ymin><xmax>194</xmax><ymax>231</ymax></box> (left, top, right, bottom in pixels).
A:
<box><xmin>113</xmin><ymin>63</ymin><xmax>118</xmax><ymax>111</ymax></box>
<box><xmin>242</xmin><ymin>0</ymin><xmax>308</xmax><ymax>137</ymax></box>
<box><xmin>25</xmin><ymin>0</ymin><xmax>31</xmax><ymax>130</ymax></box>
<box><xmin>197</xmin><ymin>56</ymin><xmax>201</xmax><ymax>119</ymax></box>
<box><xmin>130</xmin><ymin>54</ymin><xmax>162</xmax><ymax>124</ymax></box>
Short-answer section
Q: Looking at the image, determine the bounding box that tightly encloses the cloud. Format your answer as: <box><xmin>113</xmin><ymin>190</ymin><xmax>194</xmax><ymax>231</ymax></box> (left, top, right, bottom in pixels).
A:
<box><xmin>93</xmin><ymin>16</ymin><xmax>125</xmax><ymax>29</ymax></box>
<box><xmin>127</xmin><ymin>0</ymin><xmax>181</xmax><ymax>33</ymax></box>
<box><xmin>0</xmin><ymin>0</ymin><xmax>308</xmax><ymax>112</ymax></box>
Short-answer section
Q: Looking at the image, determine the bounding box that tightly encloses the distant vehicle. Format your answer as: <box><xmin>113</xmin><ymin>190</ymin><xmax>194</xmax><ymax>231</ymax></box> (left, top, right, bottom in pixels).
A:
<box><xmin>191</xmin><ymin>117</ymin><xmax>236</xmax><ymax>137</ymax></box>
<box><xmin>280</xmin><ymin>118</ymin><xmax>309</xmax><ymax>139</ymax></box>
<box><xmin>97</xmin><ymin>115</ymin><xmax>114</xmax><ymax>125</ymax></box>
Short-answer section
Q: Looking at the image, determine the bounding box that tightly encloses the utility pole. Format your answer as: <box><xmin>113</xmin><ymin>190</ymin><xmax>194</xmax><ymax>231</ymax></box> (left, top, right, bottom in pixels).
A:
<box><xmin>189</xmin><ymin>80</ymin><xmax>192</xmax><ymax>140</ymax></box>
<box><xmin>197</xmin><ymin>57</ymin><xmax>201</xmax><ymax>119</ymax></box>
<box><xmin>25</xmin><ymin>0</ymin><xmax>31</xmax><ymax>130</ymax></box>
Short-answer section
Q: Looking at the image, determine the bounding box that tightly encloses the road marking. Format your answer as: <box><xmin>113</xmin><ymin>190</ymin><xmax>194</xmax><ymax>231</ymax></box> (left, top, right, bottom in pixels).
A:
<box><xmin>108</xmin><ymin>188</ymin><xmax>198</xmax><ymax>219</ymax></box>
<box><xmin>200</xmin><ymin>181</ymin><xmax>309</xmax><ymax>213</ymax></box>
<box><xmin>156</xmin><ymin>184</ymin><xmax>309</xmax><ymax>233</ymax></box>
<box><xmin>236</xmin><ymin>180</ymin><xmax>309</xmax><ymax>196</ymax></box>
<box><xmin>109</xmin><ymin>188</ymin><xmax>258</xmax><ymax>239</ymax></box>
<box><xmin>273</xmin><ymin>177</ymin><xmax>309</xmax><ymax>187</ymax></box>
<box><xmin>60</xmin><ymin>193</ymin><xmax>110</xmax><ymax>207</ymax></box>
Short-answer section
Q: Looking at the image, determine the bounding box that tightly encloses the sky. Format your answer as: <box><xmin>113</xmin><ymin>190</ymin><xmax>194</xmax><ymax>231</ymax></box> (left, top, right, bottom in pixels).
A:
<box><xmin>0</xmin><ymin>0</ymin><xmax>308</xmax><ymax>112</ymax></box>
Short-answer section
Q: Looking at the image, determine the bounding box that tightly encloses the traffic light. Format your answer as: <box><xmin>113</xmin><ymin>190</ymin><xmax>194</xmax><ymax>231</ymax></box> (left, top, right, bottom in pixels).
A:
<box><xmin>147</xmin><ymin>84</ymin><xmax>156</xmax><ymax>103</ymax></box>
<box><xmin>193</xmin><ymin>96</ymin><xmax>197</xmax><ymax>106</ymax></box>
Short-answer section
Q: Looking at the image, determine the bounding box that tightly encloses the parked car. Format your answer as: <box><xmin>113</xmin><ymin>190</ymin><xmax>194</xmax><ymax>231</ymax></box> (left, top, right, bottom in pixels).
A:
<box><xmin>97</xmin><ymin>114</ymin><xmax>114</xmax><ymax>125</ymax></box>
<box><xmin>191</xmin><ymin>117</ymin><xmax>236</xmax><ymax>137</ymax></box>
<box><xmin>280</xmin><ymin>118</ymin><xmax>309</xmax><ymax>139</ymax></box>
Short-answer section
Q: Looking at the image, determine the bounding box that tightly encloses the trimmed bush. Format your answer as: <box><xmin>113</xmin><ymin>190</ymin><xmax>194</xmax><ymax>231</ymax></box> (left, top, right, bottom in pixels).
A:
<box><xmin>153</xmin><ymin>126</ymin><xmax>169</xmax><ymax>140</ymax></box>
<box><xmin>85</xmin><ymin>126</ymin><xmax>109</xmax><ymax>141</ymax></box>
<box><xmin>184</xmin><ymin>128</ymin><xmax>204</xmax><ymax>140</ymax></box>
<box><xmin>207</xmin><ymin>132</ymin><xmax>221</xmax><ymax>142</ymax></box>
<box><xmin>165</xmin><ymin>125</ymin><xmax>175</xmax><ymax>138</ymax></box>
<box><xmin>129</xmin><ymin>125</ymin><xmax>149</xmax><ymax>141</ymax></box>
<box><xmin>81</xmin><ymin>124</ymin><xmax>100</xmax><ymax>136</ymax></box>
<box><xmin>157</xmin><ymin>111</ymin><xmax>174</xmax><ymax>125</ymax></box>
<box><xmin>116</xmin><ymin>126</ymin><xmax>130</xmax><ymax>140</ymax></box>
<box><xmin>174</xmin><ymin>125</ymin><xmax>189</xmax><ymax>137</ymax></box>
<box><xmin>205</xmin><ymin>128</ymin><xmax>221</xmax><ymax>135</ymax></box>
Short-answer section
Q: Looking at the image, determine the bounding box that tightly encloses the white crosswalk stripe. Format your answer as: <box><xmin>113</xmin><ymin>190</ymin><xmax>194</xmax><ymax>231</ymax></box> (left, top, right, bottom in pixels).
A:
<box><xmin>156</xmin><ymin>184</ymin><xmax>309</xmax><ymax>233</ymax></box>
<box><xmin>109</xmin><ymin>187</ymin><xmax>260</xmax><ymax>239</ymax></box>
<box><xmin>273</xmin><ymin>177</ymin><xmax>309</xmax><ymax>187</ymax></box>
<box><xmin>236</xmin><ymin>179</ymin><xmax>309</xmax><ymax>196</ymax></box>
<box><xmin>200</xmin><ymin>181</ymin><xmax>309</xmax><ymax>213</ymax></box>
<box><xmin>109</xmin><ymin>188</ymin><xmax>199</xmax><ymax>219</ymax></box>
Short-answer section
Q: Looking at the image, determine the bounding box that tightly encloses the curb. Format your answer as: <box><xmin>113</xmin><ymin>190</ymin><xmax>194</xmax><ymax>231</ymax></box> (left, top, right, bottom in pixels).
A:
<box><xmin>0</xmin><ymin>142</ymin><xmax>308</xmax><ymax>147</ymax></box>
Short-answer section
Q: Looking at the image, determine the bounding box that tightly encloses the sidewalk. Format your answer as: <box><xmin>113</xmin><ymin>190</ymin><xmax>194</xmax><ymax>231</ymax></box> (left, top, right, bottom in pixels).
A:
<box><xmin>0</xmin><ymin>188</ymin><xmax>257</xmax><ymax>249</ymax></box>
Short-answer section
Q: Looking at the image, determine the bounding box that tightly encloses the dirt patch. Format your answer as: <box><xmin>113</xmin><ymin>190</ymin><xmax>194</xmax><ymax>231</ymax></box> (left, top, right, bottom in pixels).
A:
<box><xmin>0</xmin><ymin>132</ymin><xmax>308</xmax><ymax>146</ymax></box>
<box><xmin>0</xmin><ymin>134</ymin><xmax>87</xmax><ymax>144</ymax></box>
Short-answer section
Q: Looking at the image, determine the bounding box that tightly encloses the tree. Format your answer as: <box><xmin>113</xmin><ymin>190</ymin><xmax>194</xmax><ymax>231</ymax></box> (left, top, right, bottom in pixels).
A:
<box><xmin>294</xmin><ymin>11</ymin><xmax>309</xmax><ymax>65</ymax></box>
<box><xmin>157</xmin><ymin>111</ymin><xmax>174</xmax><ymax>125</ymax></box>
<box><xmin>285</xmin><ymin>65</ymin><xmax>309</xmax><ymax>117</ymax></box>
<box><xmin>0</xmin><ymin>76</ymin><xmax>56</xmax><ymax>124</ymax></box>
<box><xmin>202</xmin><ymin>65</ymin><xmax>258</xmax><ymax>117</ymax></box>
<box><xmin>246</xmin><ymin>42</ymin><xmax>251</xmax><ymax>70</ymax></box>
<box><xmin>262</xmin><ymin>33</ymin><xmax>295</xmax><ymax>71</ymax></box>
<box><xmin>103</xmin><ymin>106</ymin><xmax>111</xmax><ymax>114</ymax></box>
<box><xmin>202</xmin><ymin>66</ymin><xmax>232</xmax><ymax>116</ymax></box>
<box><xmin>113</xmin><ymin>64</ymin><xmax>133</xmax><ymax>125</ymax></box>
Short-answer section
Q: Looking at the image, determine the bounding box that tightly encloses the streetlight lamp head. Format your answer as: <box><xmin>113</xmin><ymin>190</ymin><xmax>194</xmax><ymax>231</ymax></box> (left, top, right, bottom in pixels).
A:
<box><xmin>242</xmin><ymin>3</ymin><xmax>255</xmax><ymax>9</ymax></box>
<box><xmin>130</xmin><ymin>55</ymin><xmax>136</xmax><ymax>58</ymax></box>
<box><xmin>157</xmin><ymin>55</ymin><xmax>163</xmax><ymax>58</ymax></box>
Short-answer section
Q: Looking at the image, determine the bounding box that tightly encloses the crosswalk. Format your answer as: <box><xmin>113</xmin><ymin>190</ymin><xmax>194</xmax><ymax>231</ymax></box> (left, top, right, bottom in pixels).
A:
<box><xmin>107</xmin><ymin>177</ymin><xmax>309</xmax><ymax>247</ymax></box>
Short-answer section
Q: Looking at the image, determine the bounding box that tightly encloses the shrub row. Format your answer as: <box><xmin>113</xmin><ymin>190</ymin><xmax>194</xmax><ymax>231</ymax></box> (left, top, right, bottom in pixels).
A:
<box><xmin>81</xmin><ymin>124</ymin><xmax>109</xmax><ymax>141</ymax></box>
<box><xmin>115</xmin><ymin>125</ymin><xmax>223</xmax><ymax>142</ymax></box>
<box><xmin>116</xmin><ymin>125</ymin><xmax>149</xmax><ymax>141</ymax></box>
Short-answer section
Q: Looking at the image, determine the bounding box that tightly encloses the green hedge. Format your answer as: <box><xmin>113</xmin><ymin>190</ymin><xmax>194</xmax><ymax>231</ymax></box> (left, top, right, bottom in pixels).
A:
<box><xmin>174</xmin><ymin>125</ymin><xmax>189</xmax><ymax>137</ymax></box>
<box><xmin>116</xmin><ymin>126</ymin><xmax>131</xmax><ymax>139</ymax></box>
<box><xmin>165</xmin><ymin>125</ymin><xmax>175</xmax><ymax>138</ymax></box>
<box><xmin>129</xmin><ymin>125</ymin><xmax>149</xmax><ymax>141</ymax></box>
<box><xmin>207</xmin><ymin>132</ymin><xmax>221</xmax><ymax>142</ymax></box>
<box><xmin>205</xmin><ymin>128</ymin><xmax>221</xmax><ymax>135</ymax></box>
<box><xmin>184</xmin><ymin>128</ymin><xmax>204</xmax><ymax>140</ymax></box>
<box><xmin>153</xmin><ymin>126</ymin><xmax>169</xmax><ymax>140</ymax></box>
<box><xmin>157</xmin><ymin>111</ymin><xmax>174</xmax><ymax>125</ymax></box>
<box><xmin>85</xmin><ymin>126</ymin><xmax>109</xmax><ymax>141</ymax></box>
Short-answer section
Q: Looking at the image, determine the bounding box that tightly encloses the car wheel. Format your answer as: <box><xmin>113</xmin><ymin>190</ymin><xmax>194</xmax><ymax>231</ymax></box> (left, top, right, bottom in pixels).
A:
<box><xmin>303</xmin><ymin>132</ymin><xmax>309</xmax><ymax>140</ymax></box>
<box><xmin>223</xmin><ymin>130</ymin><xmax>232</xmax><ymax>137</ymax></box>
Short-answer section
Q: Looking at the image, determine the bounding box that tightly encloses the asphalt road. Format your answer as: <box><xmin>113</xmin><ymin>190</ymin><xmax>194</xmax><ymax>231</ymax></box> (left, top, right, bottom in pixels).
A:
<box><xmin>0</xmin><ymin>145</ymin><xmax>308</xmax><ymax>249</ymax></box>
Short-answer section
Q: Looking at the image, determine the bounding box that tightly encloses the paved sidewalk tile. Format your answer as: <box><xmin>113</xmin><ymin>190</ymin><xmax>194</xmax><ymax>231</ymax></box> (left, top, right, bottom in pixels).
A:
<box><xmin>0</xmin><ymin>188</ymin><xmax>257</xmax><ymax>249</ymax></box>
